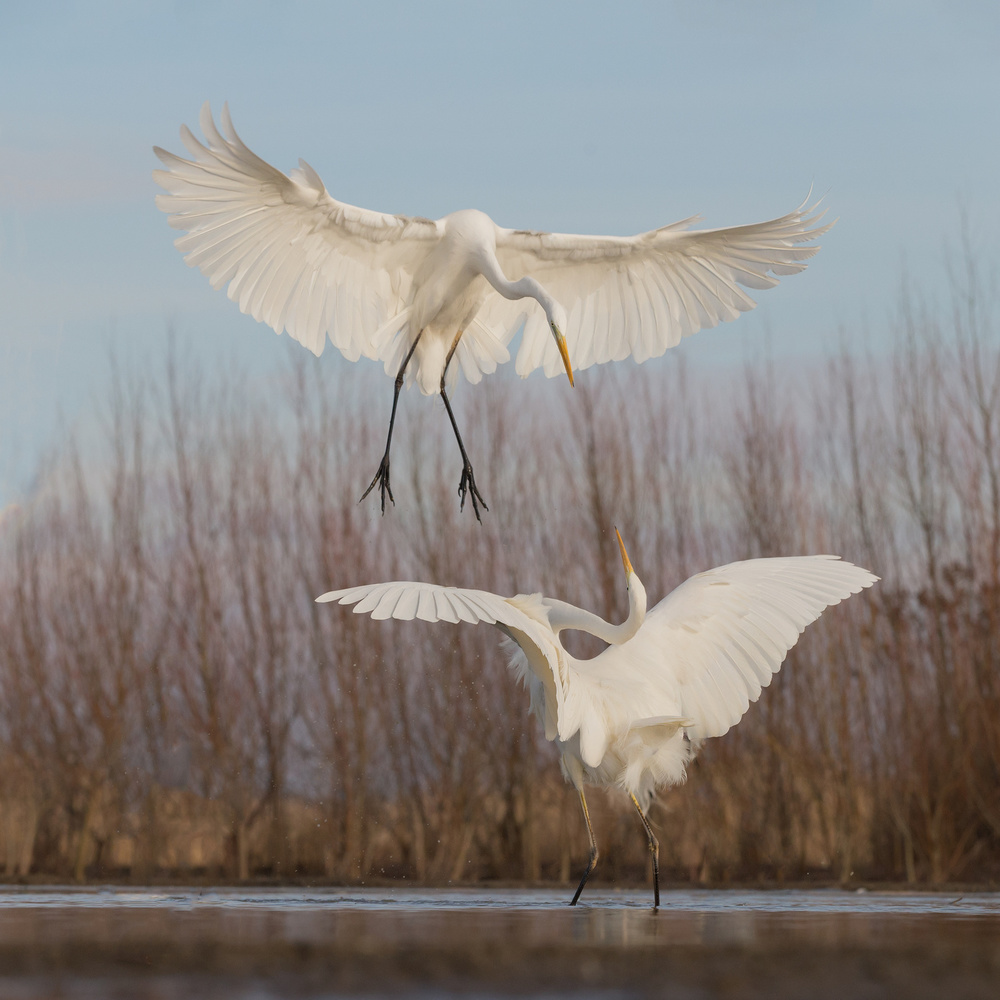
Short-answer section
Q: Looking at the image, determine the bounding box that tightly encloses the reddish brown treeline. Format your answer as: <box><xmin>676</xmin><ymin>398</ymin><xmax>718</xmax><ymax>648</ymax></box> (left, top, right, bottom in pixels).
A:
<box><xmin>1</xmin><ymin>264</ymin><xmax>998</xmax><ymax>886</ymax></box>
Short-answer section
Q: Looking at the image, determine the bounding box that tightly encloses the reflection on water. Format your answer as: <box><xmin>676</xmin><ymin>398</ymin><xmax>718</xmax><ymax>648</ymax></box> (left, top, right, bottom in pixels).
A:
<box><xmin>0</xmin><ymin>888</ymin><xmax>997</xmax><ymax>998</ymax></box>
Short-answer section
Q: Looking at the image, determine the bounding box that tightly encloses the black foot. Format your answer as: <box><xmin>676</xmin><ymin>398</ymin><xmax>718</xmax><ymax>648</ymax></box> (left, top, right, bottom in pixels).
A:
<box><xmin>458</xmin><ymin>463</ymin><xmax>489</xmax><ymax>523</ymax></box>
<box><xmin>570</xmin><ymin>852</ymin><xmax>598</xmax><ymax>906</ymax></box>
<box><xmin>360</xmin><ymin>456</ymin><xmax>394</xmax><ymax>514</ymax></box>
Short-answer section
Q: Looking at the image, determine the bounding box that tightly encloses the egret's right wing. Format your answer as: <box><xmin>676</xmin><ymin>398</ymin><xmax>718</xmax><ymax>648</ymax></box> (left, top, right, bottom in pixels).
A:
<box><xmin>487</xmin><ymin>201</ymin><xmax>830</xmax><ymax>378</ymax></box>
<box><xmin>319</xmin><ymin>580</ymin><xmax>516</xmax><ymax>625</ymax></box>
<box><xmin>153</xmin><ymin>103</ymin><xmax>439</xmax><ymax>361</ymax></box>
<box><xmin>316</xmin><ymin>581</ymin><xmax>570</xmax><ymax>739</ymax></box>
<box><xmin>639</xmin><ymin>556</ymin><xmax>877</xmax><ymax>740</ymax></box>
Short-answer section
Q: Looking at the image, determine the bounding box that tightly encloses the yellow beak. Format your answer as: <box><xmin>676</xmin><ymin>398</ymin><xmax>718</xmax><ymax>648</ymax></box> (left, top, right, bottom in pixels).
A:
<box><xmin>553</xmin><ymin>326</ymin><xmax>575</xmax><ymax>387</ymax></box>
<box><xmin>615</xmin><ymin>527</ymin><xmax>633</xmax><ymax>577</ymax></box>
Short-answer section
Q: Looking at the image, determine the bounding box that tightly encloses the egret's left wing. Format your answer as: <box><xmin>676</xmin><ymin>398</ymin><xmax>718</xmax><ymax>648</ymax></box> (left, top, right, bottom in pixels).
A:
<box><xmin>638</xmin><ymin>556</ymin><xmax>877</xmax><ymax>740</ymax></box>
<box><xmin>485</xmin><ymin>201</ymin><xmax>830</xmax><ymax>378</ymax></box>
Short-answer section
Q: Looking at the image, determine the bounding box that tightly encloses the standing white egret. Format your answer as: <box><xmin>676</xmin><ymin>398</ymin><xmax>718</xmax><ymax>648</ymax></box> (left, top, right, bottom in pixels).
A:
<box><xmin>317</xmin><ymin>531</ymin><xmax>876</xmax><ymax>906</ymax></box>
<box><xmin>155</xmin><ymin>104</ymin><xmax>831</xmax><ymax>520</ymax></box>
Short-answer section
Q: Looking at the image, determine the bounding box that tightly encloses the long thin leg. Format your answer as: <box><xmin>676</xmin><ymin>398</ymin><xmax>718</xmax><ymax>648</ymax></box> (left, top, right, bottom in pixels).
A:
<box><xmin>630</xmin><ymin>793</ymin><xmax>660</xmax><ymax>910</ymax></box>
<box><xmin>439</xmin><ymin>331</ymin><xmax>488</xmax><ymax>522</ymax></box>
<box><xmin>440</xmin><ymin>390</ymin><xmax>489</xmax><ymax>522</ymax></box>
<box><xmin>570</xmin><ymin>788</ymin><xmax>599</xmax><ymax>906</ymax></box>
<box><xmin>360</xmin><ymin>331</ymin><xmax>423</xmax><ymax>513</ymax></box>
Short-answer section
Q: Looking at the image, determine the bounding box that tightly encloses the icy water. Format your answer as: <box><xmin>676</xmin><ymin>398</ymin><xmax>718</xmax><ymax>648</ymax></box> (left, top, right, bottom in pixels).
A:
<box><xmin>0</xmin><ymin>887</ymin><xmax>998</xmax><ymax>998</ymax></box>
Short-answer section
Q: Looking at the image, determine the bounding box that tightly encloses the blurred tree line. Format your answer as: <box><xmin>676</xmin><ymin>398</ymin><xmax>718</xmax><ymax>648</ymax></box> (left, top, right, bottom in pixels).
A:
<box><xmin>1</xmin><ymin>249</ymin><xmax>999</xmax><ymax>887</ymax></box>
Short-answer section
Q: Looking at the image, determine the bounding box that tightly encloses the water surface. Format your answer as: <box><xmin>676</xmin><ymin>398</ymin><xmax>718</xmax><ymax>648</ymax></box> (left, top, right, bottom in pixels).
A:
<box><xmin>0</xmin><ymin>887</ymin><xmax>996</xmax><ymax>998</ymax></box>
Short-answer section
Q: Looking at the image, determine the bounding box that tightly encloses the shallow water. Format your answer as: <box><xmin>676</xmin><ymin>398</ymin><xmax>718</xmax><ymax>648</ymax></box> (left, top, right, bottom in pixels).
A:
<box><xmin>0</xmin><ymin>886</ymin><xmax>997</xmax><ymax>998</ymax></box>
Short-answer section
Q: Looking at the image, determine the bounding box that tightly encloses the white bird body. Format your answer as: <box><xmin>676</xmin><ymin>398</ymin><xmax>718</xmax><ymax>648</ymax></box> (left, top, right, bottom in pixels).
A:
<box><xmin>391</xmin><ymin>210</ymin><xmax>512</xmax><ymax>395</ymax></box>
<box><xmin>154</xmin><ymin>104</ymin><xmax>831</xmax><ymax>517</ymax></box>
<box><xmin>317</xmin><ymin>540</ymin><xmax>877</xmax><ymax>904</ymax></box>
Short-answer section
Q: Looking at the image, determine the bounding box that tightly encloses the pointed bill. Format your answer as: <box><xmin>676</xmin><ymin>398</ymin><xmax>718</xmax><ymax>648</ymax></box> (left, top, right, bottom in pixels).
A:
<box><xmin>554</xmin><ymin>327</ymin><xmax>575</xmax><ymax>387</ymax></box>
<box><xmin>615</xmin><ymin>527</ymin><xmax>633</xmax><ymax>577</ymax></box>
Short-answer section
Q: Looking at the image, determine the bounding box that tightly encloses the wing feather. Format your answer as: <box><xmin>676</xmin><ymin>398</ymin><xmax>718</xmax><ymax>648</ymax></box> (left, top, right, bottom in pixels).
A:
<box><xmin>719</xmin><ymin>633</ymin><xmax>766</xmax><ymax>694</ymax></box>
<box><xmin>616</xmin><ymin>268</ymin><xmax>639</xmax><ymax>361</ymax></box>
<box><xmin>154</xmin><ymin>103</ymin><xmax>439</xmax><ymax>360</ymax></box>
<box><xmin>636</xmin><ymin>556</ymin><xmax>877</xmax><ymax>740</ymax></box>
<box><xmin>490</xmin><ymin>201</ymin><xmax>831</xmax><ymax>376</ymax></box>
<box><xmin>392</xmin><ymin>586</ymin><xmax>420</xmax><ymax>621</ymax></box>
<box><xmin>433</xmin><ymin>590</ymin><xmax>461</xmax><ymax>624</ymax></box>
<box><xmin>371</xmin><ymin>587</ymin><xmax>404</xmax><ymax>621</ymax></box>
<box><xmin>575</xmin><ymin>291</ymin><xmax>597</xmax><ymax>367</ymax></box>
<box><xmin>415</xmin><ymin>588</ymin><xmax>438</xmax><ymax>622</ymax></box>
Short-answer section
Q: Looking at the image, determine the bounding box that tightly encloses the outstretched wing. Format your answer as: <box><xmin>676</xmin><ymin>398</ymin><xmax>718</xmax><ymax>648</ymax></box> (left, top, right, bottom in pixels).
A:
<box><xmin>153</xmin><ymin>103</ymin><xmax>439</xmax><ymax>361</ymax></box>
<box><xmin>485</xmin><ymin>201</ymin><xmax>831</xmax><ymax>378</ymax></box>
<box><xmin>638</xmin><ymin>556</ymin><xmax>877</xmax><ymax>740</ymax></box>
<box><xmin>316</xmin><ymin>581</ymin><xmax>570</xmax><ymax>740</ymax></box>
<box><xmin>319</xmin><ymin>580</ymin><xmax>516</xmax><ymax>624</ymax></box>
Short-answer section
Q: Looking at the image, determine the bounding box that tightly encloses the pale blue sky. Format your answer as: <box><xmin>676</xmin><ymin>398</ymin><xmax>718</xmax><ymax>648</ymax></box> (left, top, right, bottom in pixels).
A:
<box><xmin>2</xmin><ymin>1</ymin><xmax>998</xmax><ymax>506</ymax></box>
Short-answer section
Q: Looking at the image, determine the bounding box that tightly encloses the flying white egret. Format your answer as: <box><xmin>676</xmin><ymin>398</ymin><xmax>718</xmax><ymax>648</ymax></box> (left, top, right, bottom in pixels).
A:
<box><xmin>154</xmin><ymin>104</ymin><xmax>831</xmax><ymax>520</ymax></box>
<box><xmin>317</xmin><ymin>531</ymin><xmax>876</xmax><ymax>906</ymax></box>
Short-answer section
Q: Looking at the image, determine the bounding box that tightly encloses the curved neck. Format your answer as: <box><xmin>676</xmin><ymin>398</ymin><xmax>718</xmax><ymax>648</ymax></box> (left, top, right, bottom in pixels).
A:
<box><xmin>545</xmin><ymin>575</ymin><xmax>647</xmax><ymax>645</ymax></box>
<box><xmin>477</xmin><ymin>247</ymin><xmax>556</xmax><ymax>321</ymax></box>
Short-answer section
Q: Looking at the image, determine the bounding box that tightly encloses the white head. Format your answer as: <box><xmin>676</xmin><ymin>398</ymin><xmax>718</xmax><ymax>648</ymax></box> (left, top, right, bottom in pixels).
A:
<box><xmin>615</xmin><ymin>527</ymin><xmax>647</xmax><ymax>639</ymax></box>
<box><xmin>479</xmin><ymin>249</ymin><xmax>574</xmax><ymax>386</ymax></box>
<box><xmin>542</xmin><ymin>528</ymin><xmax>646</xmax><ymax>645</ymax></box>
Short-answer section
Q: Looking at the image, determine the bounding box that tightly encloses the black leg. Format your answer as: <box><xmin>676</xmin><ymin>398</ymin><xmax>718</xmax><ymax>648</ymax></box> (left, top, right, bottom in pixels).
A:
<box><xmin>360</xmin><ymin>332</ymin><xmax>423</xmax><ymax>513</ymax></box>
<box><xmin>439</xmin><ymin>332</ymin><xmax>488</xmax><ymax>522</ymax></box>
<box><xmin>630</xmin><ymin>793</ymin><xmax>660</xmax><ymax>910</ymax></box>
<box><xmin>570</xmin><ymin>789</ymin><xmax>599</xmax><ymax>906</ymax></box>
<box><xmin>440</xmin><ymin>389</ymin><xmax>489</xmax><ymax>522</ymax></box>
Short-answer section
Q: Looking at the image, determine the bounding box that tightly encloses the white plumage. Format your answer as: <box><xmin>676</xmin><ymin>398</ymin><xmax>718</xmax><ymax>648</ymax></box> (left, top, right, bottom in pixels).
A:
<box><xmin>317</xmin><ymin>534</ymin><xmax>877</xmax><ymax>905</ymax></box>
<box><xmin>154</xmin><ymin>104</ymin><xmax>832</xmax><ymax>519</ymax></box>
